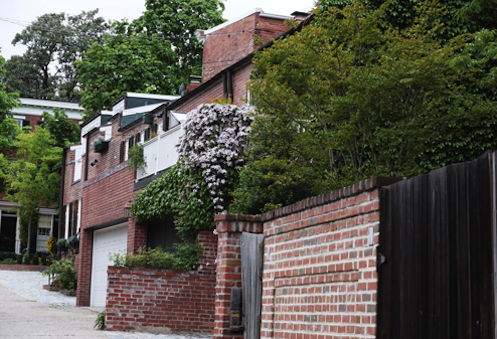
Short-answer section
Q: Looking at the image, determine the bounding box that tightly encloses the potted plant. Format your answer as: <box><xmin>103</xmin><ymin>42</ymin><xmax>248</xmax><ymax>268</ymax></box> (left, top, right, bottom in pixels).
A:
<box><xmin>92</xmin><ymin>136</ymin><xmax>109</xmax><ymax>153</ymax></box>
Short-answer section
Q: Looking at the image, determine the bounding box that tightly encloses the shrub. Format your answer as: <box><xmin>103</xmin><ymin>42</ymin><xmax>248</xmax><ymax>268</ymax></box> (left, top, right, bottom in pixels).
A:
<box><xmin>0</xmin><ymin>258</ymin><xmax>16</xmax><ymax>264</ymax></box>
<box><xmin>42</xmin><ymin>257</ymin><xmax>77</xmax><ymax>291</ymax></box>
<box><xmin>32</xmin><ymin>255</ymin><xmax>39</xmax><ymax>265</ymax></box>
<box><xmin>40</xmin><ymin>254</ymin><xmax>47</xmax><ymax>266</ymax></box>
<box><xmin>94</xmin><ymin>310</ymin><xmax>105</xmax><ymax>330</ymax></box>
<box><xmin>0</xmin><ymin>252</ymin><xmax>17</xmax><ymax>261</ymax></box>
<box><xmin>56</xmin><ymin>238</ymin><xmax>68</xmax><ymax>252</ymax></box>
<box><xmin>110</xmin><ymin>243</ymin><xmax>202</xmax><ymax>271</ymax></box>
<box><xmin>16</xmin><ymin>255</ymin><xmax>22</xmax><ymax>264</ymax></box>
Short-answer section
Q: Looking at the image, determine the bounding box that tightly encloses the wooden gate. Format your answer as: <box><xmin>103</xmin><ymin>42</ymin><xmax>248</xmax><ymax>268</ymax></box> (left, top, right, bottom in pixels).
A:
<box><xmin>377</xmin><ymin>152</ymin><xmax>495</xmax><ymax>339</ymax></box>
<box><xmin>241</xmin><ymin>232</ymin><xmax>264</xmax><ymax>339</ymax></box>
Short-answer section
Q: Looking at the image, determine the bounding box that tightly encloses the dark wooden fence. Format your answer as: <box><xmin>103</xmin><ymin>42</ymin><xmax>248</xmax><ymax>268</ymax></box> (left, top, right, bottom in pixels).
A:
<box><xmin>377</xmin><ymin>152</ymin><xmax>495</xmax><ymax>339</ymax></box>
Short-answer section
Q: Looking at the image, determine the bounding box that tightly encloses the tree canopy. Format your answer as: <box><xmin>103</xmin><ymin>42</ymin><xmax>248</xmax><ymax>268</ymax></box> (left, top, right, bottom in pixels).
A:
<box><xmin>0</xmin><ymin>109</ymin><xmax>80</xmax><ymax>251</ymax></box>
<box><xmin>230</xmin><ymin>0</ymin><xmax>497</xmax><ymax>215</ymax></box>
<box><xmin>77</xmin><ymin>0</ymin><xmax>225</xmax><ymax>118</ymax></box>
<box><xmin>2</xmin><ymin>10</ymin><xmax>109</xmax><ymax>102</ymax></box>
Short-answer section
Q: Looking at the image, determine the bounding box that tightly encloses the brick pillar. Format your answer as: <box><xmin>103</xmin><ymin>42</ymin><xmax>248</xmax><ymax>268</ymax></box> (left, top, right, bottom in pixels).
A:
<box><xmin>198</xmin><ymin>230</ymin><xmax>218</xmax><ymax>273</ymax></box>
<box><xmin>214</xmin><ymin>214</ymin><xmax>262</xmax><ymax>339</ymax></box>
<box><xmin>127</xmin><ymin>217</ymin><xmax>147</xmax><ymax>254</ymax></box>
<box><xmin>76</xmin><ymin>229</ymin><xmax>93</xmax><ymax>306</ymax></box>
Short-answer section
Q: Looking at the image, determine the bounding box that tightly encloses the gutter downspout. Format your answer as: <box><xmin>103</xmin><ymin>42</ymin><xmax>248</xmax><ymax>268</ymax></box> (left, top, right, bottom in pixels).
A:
<box><xmin>57</xmin><ymin>146</ymin><xmax>67</xmax><ymax>239</ymax></box>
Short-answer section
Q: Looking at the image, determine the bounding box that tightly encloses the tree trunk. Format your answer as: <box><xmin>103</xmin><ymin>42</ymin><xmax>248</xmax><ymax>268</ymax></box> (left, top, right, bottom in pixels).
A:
<box><xmin>27</xmin><ymin>214</ymin><xmax>32</xmax><ymax>253</ymax></box>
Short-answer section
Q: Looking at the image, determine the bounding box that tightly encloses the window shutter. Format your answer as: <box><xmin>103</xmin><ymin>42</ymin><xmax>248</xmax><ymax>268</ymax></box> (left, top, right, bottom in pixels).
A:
<box><xmin>128</xmin><ymin>136</ymin><xmax>134</xmax><ymax>149</ymax></box>
<box><xmin>152</xmin><ymin>124</ymin><xmax>158</xmax><ymax>134</ymax></box>
<box><xmin>119</xmin><ymin>141</ymin><xmax>125</xmax><ymax>163</ymax></box>
<box><xmin>135</xmin><ymin>133</ymin><xmax>141</xmax><ymax>143</ymax></box>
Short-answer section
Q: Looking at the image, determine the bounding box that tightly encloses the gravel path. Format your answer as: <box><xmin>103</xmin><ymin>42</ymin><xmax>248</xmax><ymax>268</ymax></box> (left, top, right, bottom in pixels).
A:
<box><xmin>0</xmin><ymin>270</ymin><xmax>213</xmax><ymax>339</ymax></box>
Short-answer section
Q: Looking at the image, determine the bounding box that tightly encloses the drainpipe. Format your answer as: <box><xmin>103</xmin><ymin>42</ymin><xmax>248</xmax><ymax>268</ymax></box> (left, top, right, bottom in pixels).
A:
<box><xmin>57</xmin><ymin>147</ymin><xmax>67</xmax><ymax>239</ymax></box>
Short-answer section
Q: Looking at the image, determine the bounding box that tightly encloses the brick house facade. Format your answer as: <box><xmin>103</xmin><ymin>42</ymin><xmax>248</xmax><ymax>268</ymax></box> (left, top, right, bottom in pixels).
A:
<box><xmin>62</xmin><ymin>4</ymin><xmax>311</xmax><ymax>320</ymax></box>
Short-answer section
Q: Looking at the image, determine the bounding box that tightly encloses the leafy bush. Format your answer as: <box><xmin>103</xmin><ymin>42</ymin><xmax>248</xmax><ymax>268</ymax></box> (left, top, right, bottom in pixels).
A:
<box><xmin>0</xmin><ymin>252</ymin><xmax>17</xmax><ymax>261</ymax></box>
<box><xmin>46</xmin><ymin>237</ymin><xmax>57</xmax><ymax>255</ymax></box>
<box><xmin>56</xmin><ymin>238</ymin><xmax>68</xmax><ymax>252</ymax></box>
<box><xmin>42</xmin><ymin>257</ymin><xmax>77</xmax><ymax>291</ymax></box>
<box><xmin>40</xmin><ymin>254</ymin><xmax>47</xmax><ymax>265</ymax></box>
<box><xmin>0</xmin><ymin>258</ymin><xmax>16</xmax><ymax>264</ymax></box>
<box><xmin>32</xmin><ymin>255</ymin><xmax>39</xmax><ymax>265</ymax></box>
<box><xmin>16</xmin><ymin>255</ymin><xmax>22</xmax><ymax>264</ymax></box>
<box><xmin>94</xmin><ymin>310</ymin><xmax>105</xmax><ymax>330</ymax></box>
<box><xmin>128</xmin><ymin>143</ymin><xmax>146</xmax><ymax>173</ymax></box>
<box><xmin>110</xmin><ymin>243</ymin><xmax>202</xmax><ymax>271</ymax></box>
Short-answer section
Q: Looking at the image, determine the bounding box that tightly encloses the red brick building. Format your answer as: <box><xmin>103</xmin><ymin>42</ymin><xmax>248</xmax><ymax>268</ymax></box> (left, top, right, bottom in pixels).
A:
<box><xmin>62</xmin><ymin>8</ymin><xmax>300</xmax><ymax>309</ymax></box>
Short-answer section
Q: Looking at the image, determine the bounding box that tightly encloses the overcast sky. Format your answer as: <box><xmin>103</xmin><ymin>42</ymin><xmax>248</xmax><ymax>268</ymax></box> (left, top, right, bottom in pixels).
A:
<box><xmin>0</xmin><ymin>0</ymin><xmax>315</xmax><ymax>61</ymax></box>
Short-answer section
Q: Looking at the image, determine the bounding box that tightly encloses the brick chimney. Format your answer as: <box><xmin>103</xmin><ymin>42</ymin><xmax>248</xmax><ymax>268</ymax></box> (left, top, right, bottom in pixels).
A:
<box><xmin>198</xmin><ymin>9</ymin><xmax>291</xmax><ymax>83</ymax></box>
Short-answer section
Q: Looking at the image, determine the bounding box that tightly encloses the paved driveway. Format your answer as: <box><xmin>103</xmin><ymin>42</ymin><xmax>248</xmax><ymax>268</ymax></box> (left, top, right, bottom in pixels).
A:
<box><xmin>0</xmin><ymin>271</ymin><xmax>213</xmax><ymax>339</ymax></box>
<box><xmin>0</xmin><ymin>282</ymin><xmax>107</xmax><ymax>338</ymax></box>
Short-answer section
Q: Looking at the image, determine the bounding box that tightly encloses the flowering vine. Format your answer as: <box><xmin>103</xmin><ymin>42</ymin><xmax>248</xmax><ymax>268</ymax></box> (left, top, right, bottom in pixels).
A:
<box><xmin>177</xmin><ymin>103</ymin><xmax>254</xmax><ymax>213</ymax></box>
<box><xmin>132</xmin><ymin>103</ymin><xmax>253</xmax><ymax>240</ymax></box>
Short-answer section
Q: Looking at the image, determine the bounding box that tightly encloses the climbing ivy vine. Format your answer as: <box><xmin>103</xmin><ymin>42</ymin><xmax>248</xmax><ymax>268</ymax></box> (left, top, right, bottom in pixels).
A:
<box><xmin>131</xmin><ymin>103</ymin><xmax>253</xmax><ymax>239</ymax></box>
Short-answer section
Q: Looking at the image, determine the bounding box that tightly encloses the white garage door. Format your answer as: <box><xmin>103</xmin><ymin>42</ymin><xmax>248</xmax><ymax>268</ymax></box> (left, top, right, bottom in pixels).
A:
<box><xmin>90</xmin><ymin>223</ymin><xmax>128</xmax><ymax>307</ymax></box>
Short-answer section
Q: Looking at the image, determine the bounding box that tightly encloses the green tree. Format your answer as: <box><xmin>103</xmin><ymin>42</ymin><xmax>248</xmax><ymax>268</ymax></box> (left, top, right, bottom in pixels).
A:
<box><xmin>0</xmin><ymin>128</ymin><xmax>62</xmax><ymax>251</ymax></box>
<box><xmin>77</xmin><ymin>0</ymin><xmax>225</xmax><ymax>118</ymax></box>
<box><xmin>0</xmin><ymin>106</ymin><xmax>79</xmax><ymax>251</ymax></box>
<box><xmin>9</xmin><ymin>10</ymin><xmax>109</xmax><ymax>102</ymax></box>
<box><xmin>231</xmin><ymin>0</ymin><xmax>497</xmax><ymax>215</ymax></box>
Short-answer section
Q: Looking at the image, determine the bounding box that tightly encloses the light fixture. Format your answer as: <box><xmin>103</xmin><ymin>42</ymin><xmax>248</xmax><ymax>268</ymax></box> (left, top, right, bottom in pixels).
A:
<box><xmin>90</xmin><ymin>159</ymin><xmax>98</xmax><ymax>166</ymax></box>
<box><xmin>124</xmin><ymin>199</ymin><xmax>133</xmax><ymax>218</ymax></box>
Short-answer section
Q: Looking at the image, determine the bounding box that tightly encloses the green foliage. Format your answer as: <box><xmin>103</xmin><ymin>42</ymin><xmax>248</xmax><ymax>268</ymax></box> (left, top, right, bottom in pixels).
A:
<box><xmin>42</xmin><ymin>257</ymin><xmax>77</xmax><ymax>291</ymax></box>
<box><xmin>77</xmin><ymin>0</ymin><xmax>225</xmax><ymax>118</ymax></box>
<box><xmin>46</xmin><ymin>237</ymin><xmax>57</xmax><ymax>255</ymax></box>
<box><xmin>233</xmin><ymin>0</ymin><xmax>497</xmax><ymax>215</ymax></box>
<box><xmin>0</xmin><ymin>126</ymin><xmax>62</xmax><ymax>250</ymax></box>
<box><xmin>32</xmin><ymin>255</ymin><xmax>39</xmax><ymax>265</ymax></box>
<box><xmin>56</xmin><ymin>238</ymin><xmax>68</xmax><ymax>252</ymax></box>
<box><xmin>8</xmin><ymin>11</ymin><xmax>110</xmax><ymax>102</ymax></box>
<box><xmin>0</xmin><ymin>52</ymin><xmax>21</xmax><ymax>157</ymax></box>
<box><xmin>94</xmin><ymin>311</ymin><xmax>106</xmax><ymax>330</ymax></box>
<box><xmin>110</xmin><ymin>243</ymin><xmax>202</xmax><ymax>271</ymax></box>
<box><xmin>127</xmin><ymin>143</ymin><xmax>147</xmax><ymax>173</ymax></box>
<box><xmin>131</xmin><ymin>162</ymin><xmax>214</xmax><ymax>240</ymax></box>
<box><xmin>41</xmin><ymin>109</ymin><xmax>81</xmax><ymax>148</ymax></box>
<box><xmin>16</xmin><ymin>255</ymin><xmax>22</xmax><ymax>264</ymax></box>
<box><xmin>40</xmin><ymin>254</ymin><xmax>47</xmax><ymax>266</ymax></box>
<box><xmin>0</xmin><ymin>258</ymin><xmax>16</xmax><ymax>264</ymax></box>
<box><xmin>19</xmin><ymin>212</ymin><xmax>38</xmax><ymax>251</ymax></box>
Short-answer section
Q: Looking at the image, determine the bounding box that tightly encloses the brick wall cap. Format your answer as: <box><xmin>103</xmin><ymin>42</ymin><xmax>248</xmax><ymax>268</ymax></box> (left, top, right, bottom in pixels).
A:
<box><xmin>259</xmin><ymin>176</ymin><xmax>402</xmax><ymax>222</ymax></box>
<box><xmin>214</xmin><ymin>214</ymin><xmax>262</xmax><ymax>222</ymax></box>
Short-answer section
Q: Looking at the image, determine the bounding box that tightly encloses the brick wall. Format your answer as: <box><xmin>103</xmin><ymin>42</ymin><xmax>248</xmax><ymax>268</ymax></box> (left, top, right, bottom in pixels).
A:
<box><xmin>213</xmin><ymin>177</ymin><xmax>401</xmax><ymax>339</ymax></box>
<box><xmin>202</xmin><ymin>13</ymin><xmax>287</xmax><ymax>83</ymax></box>
<box><xmin>106</xmin><ymin>267</ymin><xmax>216</xmax><ymax>333</ymax></box>
<box><xmin>214</xmin><ymin>215</ymin><xmax>263</xmax><ymax>339</ymax></box>
<box><xmin>105</xmin><ymin>231</ymin><xmax>218</xmax><ymax>333</ymax></box>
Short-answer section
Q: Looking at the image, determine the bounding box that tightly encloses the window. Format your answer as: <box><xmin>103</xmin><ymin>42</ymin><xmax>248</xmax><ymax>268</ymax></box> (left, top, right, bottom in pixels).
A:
<box><xmin>147</xmin><ymin>215</ymin><xmax>181</xmax><ymax>252</ymax></box>
<box><xmin>144</xmin><ymin>128</ymin><xmax>151</xmax><ymax>141</ymax></box>
<box><xmin>128</xmin><ymin>136</ymin><xmax>134</xmax><ymax>150</ymax></box>
<box><xmin>119</xmin><ymin>141</ymin><xmax>125</xmax><ymax>163</ymax></box>
<box><xmin>66</xmin><ymin>200</ymin><xmax>80</xmax><ymax>238</ymax></box>
<box><xmin>152</xmin><ymin>124</ymin><xmax>158</xmax><ymax>135</ymax></box>
<box><xmin>135</xmin><ymin>133</ymin><xmax>141</xmax><ymax>143</ymax></box>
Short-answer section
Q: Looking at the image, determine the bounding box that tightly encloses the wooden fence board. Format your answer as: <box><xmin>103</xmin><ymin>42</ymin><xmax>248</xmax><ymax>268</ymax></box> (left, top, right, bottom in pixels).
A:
<box><xmin>241</xmin><ymin>232</ymin><xmax>264</xmax><ymax>339</ymax></box>
<box><xmin>377</xmin><ymin>152</ymin><xmax>495</xmax><ymax>339</ymax></box>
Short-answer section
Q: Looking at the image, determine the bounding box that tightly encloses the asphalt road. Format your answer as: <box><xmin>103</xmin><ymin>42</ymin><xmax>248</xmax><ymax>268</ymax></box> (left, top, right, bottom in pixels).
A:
<box><xmin>0</xmin><ymin>282</ymin><xmax>107</xmax><ymax>338</ymax></box>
